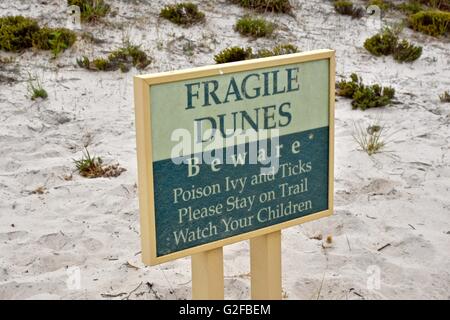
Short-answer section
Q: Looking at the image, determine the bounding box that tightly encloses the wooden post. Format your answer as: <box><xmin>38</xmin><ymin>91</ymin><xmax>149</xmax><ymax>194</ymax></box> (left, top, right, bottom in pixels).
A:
<box><xmin>250</xmin><ymin>231</ymin><xmax>282</xmax><ymax>300</ymax></box>
<box><xmin>191</xmin><ymin>247</ymin><xmax>224</xmax><ymax>299</ymax></box>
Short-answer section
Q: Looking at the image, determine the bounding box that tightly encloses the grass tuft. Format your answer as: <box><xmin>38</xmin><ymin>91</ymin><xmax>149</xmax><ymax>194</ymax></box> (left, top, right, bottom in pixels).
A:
<box><xmin>73</xmin><ymin>148</ymin><xmax>104</xmax><ymax>178</ymax></box>
<box><xmin>334</xmin><ymin>1</ymin><xmax>364</xmax><ymax>18</ymax></box>
<box><xmin>352</xmin><ymin>120</ymin><xmax>391</xmax><ymax>155</ymax></box>
<box><xmin>67</xmin><ymin>0</ymin><xmax>110</xmax><ymax>23</ymax></box>
<box><xmin>235</xmin><ymin>15</ymin><xmax>276</xmax><ymax>37</ymax></box>
<box><xmin>27</xmin><ymin>73</ymin><xmax>48</xmax><ymax>101</ymax></box>
<box><xmin>214</xmin><ymin>43</ymin><xmax>299</xmax><ymax>63</ymax></box>
<box><xmin>160</xmin><ymin>2</ymin><xmax>205</xmax><ymax>26</ymax></box>
<box><xmin>229</xmin><ymin>0</ymin><xmax>293</xmax><ymax>14</ymax></box>
<box><xmin>73</xmin><ymin>148</ymin><xmax>126</xmax><ymax>178</ymax></box>
<box><xmin>214</xmin><ymin>46</ymin><xmax>254</xmax><ymax>63</ymax></box>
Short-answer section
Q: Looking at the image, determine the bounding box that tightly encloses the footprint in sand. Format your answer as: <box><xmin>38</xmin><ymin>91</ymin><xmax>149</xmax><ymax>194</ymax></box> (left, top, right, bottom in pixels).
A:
<box><xmin>0</xmin><ymin>230</ymin><xmax>28</xmax><ymax>242</ymax></box>
<box><xmin>363</xmin><ymin>178</ymin><xmax>401</xmax><ymax>199</ymax></box>
<box><xmin>30</xmin><ymin>253</ymin><xmax>85</xmax><ymax>273</ymax></box>
<box><xmin>38</xmin><ymin>232</ymin><xmax>70</xmax><ymax>251</ymax></box>
<box><xmin>82</xmin><ymin>238</ymin><xmax>103</xmax><ymax>252</ymax></box>
<box><xmin>0</xmin><ymin>268</ymin><xmax>8</xmax><ymax>282</ymax></box>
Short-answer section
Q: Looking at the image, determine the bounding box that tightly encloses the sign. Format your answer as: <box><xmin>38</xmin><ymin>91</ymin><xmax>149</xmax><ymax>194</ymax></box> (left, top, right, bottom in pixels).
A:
<box><xmin>134</xmin><ymin>50</ymin><xmax>335</xmax><ymax>266</ymax></box>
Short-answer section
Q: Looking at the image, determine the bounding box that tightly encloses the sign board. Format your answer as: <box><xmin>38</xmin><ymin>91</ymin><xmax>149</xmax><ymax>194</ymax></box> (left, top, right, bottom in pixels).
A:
<box><xmin>134</xmin><ymin>49</ymin><xmax>335</xmax><ymax>266</ymax></box>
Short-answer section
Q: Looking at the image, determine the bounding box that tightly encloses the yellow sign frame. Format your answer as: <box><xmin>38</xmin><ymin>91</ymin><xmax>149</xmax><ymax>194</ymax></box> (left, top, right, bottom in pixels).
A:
<box><xmin>134</xmin><ymin>49</ymin><xmax>335</xmax><ymax>266</ymax></box>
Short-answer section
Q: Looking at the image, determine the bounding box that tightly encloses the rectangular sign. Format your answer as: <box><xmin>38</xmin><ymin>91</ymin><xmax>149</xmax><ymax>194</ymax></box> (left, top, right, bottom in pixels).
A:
<box><xmin>134</xmin><ymin>50</ymin><xmax>335</xmax><ymax>265</ymax></box>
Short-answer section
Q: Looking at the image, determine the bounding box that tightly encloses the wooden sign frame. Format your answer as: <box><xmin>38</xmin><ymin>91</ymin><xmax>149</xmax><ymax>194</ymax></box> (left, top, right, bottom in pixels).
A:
<box><xmin>134</xmin><ymin>49</ymin><xmax>335</xmax><ymax>266</ymax></box>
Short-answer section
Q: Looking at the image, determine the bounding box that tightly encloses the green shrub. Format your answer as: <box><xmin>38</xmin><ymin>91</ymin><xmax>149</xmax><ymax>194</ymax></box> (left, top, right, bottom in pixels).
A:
<box><xmin>335</xmin><ymin>1</ymin><xmax>365</xmax><ymax>19</ymax></box>
<box><xmin>369</xmin><ymin>0</ymin><xmax>392</xmax><ymax>11</ymax></box>
<box><xmin>352</xmin><ymin>84</ymin><xmax>395</xmax><ymax>110</ymax></box>
<box><xmin>0</xmin><ymin>16</ymin><xmax>40</xmax><ymax>51</ymax></box>
<box><xmin>393</xmin><ymin>39</ymin><xmax>422</xmax><ymax>62</ymax></box>
<box><xmin>77</xmin><ymin>42</ymin><xmax>151</xmax><ymax>71</ymax></box>
<box><xmin>214</xmin><ymin>44</ymin><xmax>299</xmax><ymax>64</ymax></box>
<box><xmin>336</xmin><ymin>73</ymin><xmax>360</xmax><ymax>98</ymax></box>
<box><xmin>419</xmin><ymin>0</ymin><xmax>450</xmax><ymax>11</ymax></box>
<box><xmin>32</xmin><ymin>27</ymin><xmax>76</xmax><ymax>57</ymax></box>
<box><xmin>397</xmin><ymin>1</ymin><xmax>450</xmax><ymax>14</ymax></box>
<box><xmin>337</xmin><ymin>73</ymin><xmax>395</xmax><ymax>110</ymax></box>
<box><xmin>256</xmin><ymin>44</ymin><xmax>298</xmax><ymax>57</ymax></box>
<box><xmin>92</xmin><ymin>57</ymin><xmax>110</xmax><ymax>71</ymax></box>
<box><xmin>110</xmin><ymin>43</ymin><xmax>151</xmax><ymax>69</ymax></box>
<box><xmin>396</xmin><ymin>1</ymin><xmax>424</xmax><ymax>14</ymax></box>
<box><xmin>229</xmin><ymin>0</ymin><xmax>293</xmax><ymax>14</ymax></box>
<box><xmin>214</xmin><ymin>46</ymin><xmax>253</xmax><ymax>63</ymax></box>
<box><xmin>264</xmin><ymin>43</ymin><xmax>299</xmax><ymax>56</ymax></box>
<box><xmin>0</xmin><ymin>16</ymin><xmax>76</xmax><ymax>56</ymax></box>
<box><xmin>364</xmin><ymin>28</ymin><xmax>422</xmax><ymax>62</ymax></box>
<box><xmin>235</xmin><ymin>15</ymin><xmax>275</xmax><ymax>37</ymax></box>
<box><xmin>364</xmin><ymin>27</ymin><xmax>398</xmax><ymax>56</ymax></box>
<box><xmin>160</xmin><ymin>3</ymin><xmax>205</xmax><ymax>26</ymax></box>
<box><xmin>364</xmin><ymin>27</ymin><xmax>422</xmax><ymax>62</ymax></box>
<box><xmin>408</xmin><ymin>10</ymin><xmax>450</xmax><ymax>36</ymax></box>
<box><xmin>334</xmin><ymin>1</ymin><xmax>355</xmax><ymax>15</ymax></box>
<box><xmin>68</xmin><ymin>0</ymin><xmax>110</xmax><ymax>23</ymax></box>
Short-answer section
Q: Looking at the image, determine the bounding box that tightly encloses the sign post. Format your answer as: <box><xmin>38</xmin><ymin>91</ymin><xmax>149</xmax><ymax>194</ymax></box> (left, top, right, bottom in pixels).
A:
<box><xmin>134</xmin><ymin>49</ymin><xmax>335</xmax><ymax>299</ymax></box>
<box><xmin>251</xmin><ymin>231</ymin><xmax>282</xmax><ymax>299</ymax></box>
<box><xmin>192</xmin><ymin>248</ymin><xmax>224</xmax><ymax>299</ymax></box>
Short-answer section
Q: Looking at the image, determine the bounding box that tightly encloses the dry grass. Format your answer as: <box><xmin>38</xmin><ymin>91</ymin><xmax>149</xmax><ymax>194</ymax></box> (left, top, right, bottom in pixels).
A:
<box><xmin>352</xmin><ymin>120</ymin><xmax>395</xmax><ymax>155</ymax></box>
<box><xmin>31</xmin><ymin>186</ymin><xmax>47</xmax><ymax>195</ymax></box>
<box><xmin>73</xmin><ymin>148</ymin><xmax>126</xmax><ymax>178</ymax></box>
<box><xmin>439</xmin><ymin>91</ymin><xmax>450</xmax><ymax>102</ymax></box>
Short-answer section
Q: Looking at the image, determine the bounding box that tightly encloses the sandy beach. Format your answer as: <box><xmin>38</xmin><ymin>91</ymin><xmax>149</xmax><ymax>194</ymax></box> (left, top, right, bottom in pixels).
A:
<box><xmin>0</xmin><ymin>0</ymin><xmax>449</xmax><ymax>299</ymax></box>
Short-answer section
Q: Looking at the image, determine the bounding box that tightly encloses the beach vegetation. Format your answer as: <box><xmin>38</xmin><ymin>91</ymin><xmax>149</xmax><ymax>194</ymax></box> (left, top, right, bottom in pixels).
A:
<box><xmin>160</xmin><ymin>2</ymin><xmax>205</xmax><ymax>26</ymax></box>
<box><xmin>27</xmin><ymin>73</ymin><xmax>48</xmax><ymax>101</ymax></box>
<box><xmin>229</xmin><ymin>0</ymin><xmax>293</xmax><ymax>14</ymax></box>
<box><xmin>337</xmin><ymin>73</ymin><xmax>395</xmax><ymax>110</ymax></box>
<box><xmin>352</xmin><ymin>120</ymin><xmax>389</xmax><ymax>155</ymax></box>
<box><xmin>235</xmin><ymin>15</ymin><xmax>276</xmax><ymax>37</ymax></box>
<box><xmin>77</xmin><ymin>41</ymin><xmax>151</xmax><ymax>71</ymax></box>
<box><xmin>73</xmin><ymin>148</ymin><xmax>126</xmax><ymax>178</ymax></box>
<box><xmin>0</xmin><ymin>16</ymin><xmax>76</xmax><ymax>57</ymax></box>
<box><xmin>408</xmin><ymin>10</ymin><xmax>450</xmax><ymax>36</ymax></box>
<box><xmin>334</xmin><ymin>1</ymin><xmax>365</xmax><ymax>18</ymax></box>
<box><xmin>67</xmin><ymin>0</ymin><xmax>110</xmax><ymax>23</ymax></box>
<box><xmin>214</xmin><ymin>43</ymin><xmax>299</xmax><ymax>63</ymax></box>
<box><xmin>364</xmin><ymin>27</ymin><xmax>422</xmax><ymax>62</ymax></box>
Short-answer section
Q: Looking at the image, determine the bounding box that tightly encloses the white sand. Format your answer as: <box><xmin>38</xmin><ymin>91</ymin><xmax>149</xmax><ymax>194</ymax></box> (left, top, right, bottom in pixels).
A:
<box><xmin>0</xmin><ymin>0</ymin><xmax>449</xmax><ymax>299</ymax></box>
